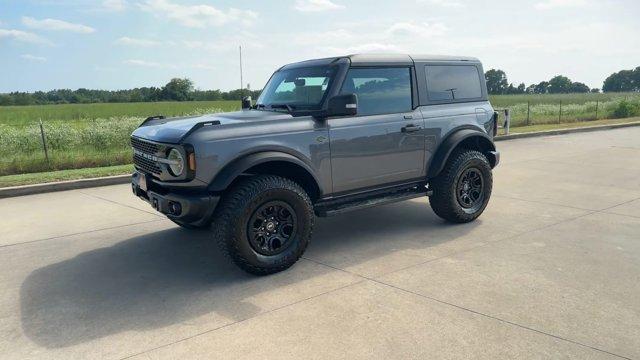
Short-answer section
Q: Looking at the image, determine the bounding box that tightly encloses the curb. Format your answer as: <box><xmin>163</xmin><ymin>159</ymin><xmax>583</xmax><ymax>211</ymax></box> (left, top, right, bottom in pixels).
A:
<box><xmin>495</xmin><ymin>121</ymin><xmax>640</xmax><ymax>141</ymax></box>
<box><xmin>0</xmin><ymin>174</ymin><xmax>130</xmax><ymax>199</ymax></box>
<box><xmin>2</xmin><ymin>121</ymin><xmax>639</xmax><ymax>199</ymax></box>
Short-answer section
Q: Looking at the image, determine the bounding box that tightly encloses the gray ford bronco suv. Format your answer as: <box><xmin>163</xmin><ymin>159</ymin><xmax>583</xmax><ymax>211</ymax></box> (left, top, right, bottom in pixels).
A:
<box><xmin>131</xmin><ymin>54</ymin><xmax>500</xmax><ymax>275</ymax></box>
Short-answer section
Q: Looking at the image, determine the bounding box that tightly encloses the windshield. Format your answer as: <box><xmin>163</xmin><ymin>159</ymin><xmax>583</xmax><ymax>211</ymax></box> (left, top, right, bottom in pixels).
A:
<box><xmin>257</xmin><ymin>66</ymin><xmax>337</xmax><ymax>110</ymax></box>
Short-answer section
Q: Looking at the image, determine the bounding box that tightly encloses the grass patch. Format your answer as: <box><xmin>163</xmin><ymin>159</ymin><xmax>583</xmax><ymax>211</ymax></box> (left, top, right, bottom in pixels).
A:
<box><xmin>0</xmin><ymin>164</ymin><xmax>133</xmax><ymax>188</ymax></box>
<box><xmin>0</xmin><ymin>100</ymin><xmax>240</xmax><ymax>126</ymax></box>
<box><xmin>2</xmin><ymin>95</ymin><xmax>640</xmax><ymax>178</ymax></box>
<box><xmin>508</xmin><ymin>117</ymin><xmax>640</xmax><ymax>134</ymax></box>
<box><xmin>3</xmin><ymin>116</ymin><xmax>639</xmax><ymax>187</ymax></box>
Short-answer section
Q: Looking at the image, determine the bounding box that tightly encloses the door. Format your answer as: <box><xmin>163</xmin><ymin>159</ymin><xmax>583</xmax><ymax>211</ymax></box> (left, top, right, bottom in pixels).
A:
<box><xmin>329</xmin><ymin>67</ymin><xmax>425</xmax><ymax>194</ymax></box>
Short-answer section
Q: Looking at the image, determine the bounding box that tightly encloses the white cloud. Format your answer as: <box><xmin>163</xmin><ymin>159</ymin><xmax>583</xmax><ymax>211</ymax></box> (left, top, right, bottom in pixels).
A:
<box><xmin>535</xmin><ymin>0</ymin><xmax>588</xmax><ymax>10</ymax></box>
<box><xmin>102</xmin><ymin>0</ymin><xmax>127</xmax><ymax>12</ymax></box>
<box><xmin>115</xmin><ymin>36</ymin><xmax>161</xmax><ymax>47</ymax></box>
<box><xmin>321</xmin><ymin>43</ymin><xmax>405</xmax><ymax>55</ymax></box>
<box><xmin>21</xmin><ymin>54</ymin><xmax>47</xmax><ymax>62</ymax></box>
<box><xmin>192</xmin><ymin>63</ymin><xmax>216</xmax><ymax>70</ymax></box>
<box><xmin>139</xmin><ymin>0</ymin><xmax>258</xmax><ymax>28</ymax></box>
<box><xmin>22</xmin><ymin>17</ymin><xmax>95</xmax><ymax>34</ymax></box>
<box><xmin>386</xmin><ymin>21</ymin><xmax>448</xmax><ymax>37</ymax></box>
<box><xmin>418</xmin><ymin>0</ymin><xmax>465</xmax><ymax>8</ymax></box>
<box><xmin>0</xmin><ymin>29</ymin><xmax>53</xmax><ymax>45</ymax></box>
<box><xmin>294</xmin><ymin>0</ymin><xmax>344</xmax><ymax>12</ymax></box>
<box><xmin>123</xmin><ymin>59</ymin><xmax>167</xmax><ymax>68</ymax></box>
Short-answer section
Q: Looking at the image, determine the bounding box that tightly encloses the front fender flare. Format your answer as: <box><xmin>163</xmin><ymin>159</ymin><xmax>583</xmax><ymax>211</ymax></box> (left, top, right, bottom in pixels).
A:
<box><xmin>427</xmin><ymin>129</ymin><xmax>496</xmax><ymax>179</ymax></box>
<box><xmin>208</xmin><ymin>151</ymin><xmax>322</xmax><ymax>194</ymax></box>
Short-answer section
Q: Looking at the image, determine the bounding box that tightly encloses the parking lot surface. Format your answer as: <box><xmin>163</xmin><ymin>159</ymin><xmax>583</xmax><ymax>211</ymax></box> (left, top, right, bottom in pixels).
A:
<box><xmin>1</xmin><ymin>127</ymin><xmax>639</xmax><ymax>359</ymax></box>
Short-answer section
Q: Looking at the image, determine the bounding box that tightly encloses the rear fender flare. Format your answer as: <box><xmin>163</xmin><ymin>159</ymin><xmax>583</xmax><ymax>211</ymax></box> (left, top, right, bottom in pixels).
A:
<box><xmin>427</xmin><ymin>129</ymin><xmax>496</xmax><ymax>179</ymax></box>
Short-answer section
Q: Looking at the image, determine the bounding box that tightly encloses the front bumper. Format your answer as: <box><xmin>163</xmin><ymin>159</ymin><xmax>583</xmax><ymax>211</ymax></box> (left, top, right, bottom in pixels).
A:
<box><xmin>488</xmin><ymin>150</ymin><xmax>500</xmax><ymax>168</ymax></box>
<box><xmin>131</xmin><ymin>172</ymin><xmax>219</xmax><ymax>227</ymax></box>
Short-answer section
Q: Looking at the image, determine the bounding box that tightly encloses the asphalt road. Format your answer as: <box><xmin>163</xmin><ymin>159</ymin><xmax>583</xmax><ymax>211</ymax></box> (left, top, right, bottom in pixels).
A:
<box><xmin>1</xmin><ymin>127</ymin><xmax>639</xmax><ymax>359</ymax></box>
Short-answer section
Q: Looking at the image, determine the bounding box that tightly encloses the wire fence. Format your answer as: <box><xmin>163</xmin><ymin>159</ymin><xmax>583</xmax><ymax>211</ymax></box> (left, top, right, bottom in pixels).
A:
<box><xmin>501</xmin><ymin>97</ymin><xmax>639</xmax><ymax>127</ymax></box>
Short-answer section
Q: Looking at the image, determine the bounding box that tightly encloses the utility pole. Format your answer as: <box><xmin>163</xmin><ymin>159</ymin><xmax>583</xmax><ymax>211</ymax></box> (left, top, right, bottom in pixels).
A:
<box><xmin>239</xmin><ymin>45</ymin><xmax>244</xmax><ymax>97</ymax></box>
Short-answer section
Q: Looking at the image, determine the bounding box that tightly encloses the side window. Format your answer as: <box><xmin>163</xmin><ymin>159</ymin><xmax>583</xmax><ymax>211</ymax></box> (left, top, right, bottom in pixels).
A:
<box><xmin>425</xmin><ymin>65</ymin><xmax>482</xmax><ymax>102</ymax></box>
<box><xmin>340</xmin><ymin>67</ymin><xmax>412</xmax><ymax>116</ymax></box>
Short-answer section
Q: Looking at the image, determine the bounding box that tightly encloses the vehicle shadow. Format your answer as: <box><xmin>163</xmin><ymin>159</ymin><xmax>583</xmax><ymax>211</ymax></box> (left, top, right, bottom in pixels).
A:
<box><xmin>20</xmin><ymin>199</ymin><xmax>477</xmax><ymax>349</ymax></box>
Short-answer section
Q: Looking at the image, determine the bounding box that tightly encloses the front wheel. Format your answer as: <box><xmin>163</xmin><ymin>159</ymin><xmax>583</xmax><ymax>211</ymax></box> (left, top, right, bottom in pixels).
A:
<box><xmin>212</xmin><ymin>175</ymin><xmax>314</xmax><ymax>275</ymax></box>
<box><xmin>429</xmin><ymin>149</ymin><xmax>493</xmax><ymax>223</ymax></box>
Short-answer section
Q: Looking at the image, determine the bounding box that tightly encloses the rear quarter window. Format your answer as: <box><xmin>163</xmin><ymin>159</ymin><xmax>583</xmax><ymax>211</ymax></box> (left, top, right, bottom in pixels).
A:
<box><xmin>425</xmin><ymin>65</ymin><xmax>482</xmax><ymax>102</ymax></box>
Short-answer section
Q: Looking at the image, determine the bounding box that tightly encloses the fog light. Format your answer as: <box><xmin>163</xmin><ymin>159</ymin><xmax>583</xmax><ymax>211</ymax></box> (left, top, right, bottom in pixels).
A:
<box><xmin>169</xmin><ymin>201</ymin><xmax>182</xmax><ymax>215</ymax></box>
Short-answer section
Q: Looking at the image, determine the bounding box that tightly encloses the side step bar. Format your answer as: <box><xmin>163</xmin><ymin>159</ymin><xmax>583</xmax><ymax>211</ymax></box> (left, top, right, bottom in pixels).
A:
<box><xmin>315</xmin><ymin>185</ymin><xmax>432</xmax><ymax>217</ymax></box>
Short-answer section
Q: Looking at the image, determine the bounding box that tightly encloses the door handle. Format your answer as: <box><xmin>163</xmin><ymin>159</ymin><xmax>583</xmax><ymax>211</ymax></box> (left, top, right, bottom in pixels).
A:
<box><xmin>401</xmin><ymin>124</ymin><xmax>421</xmax><ymax>133</ymax></box>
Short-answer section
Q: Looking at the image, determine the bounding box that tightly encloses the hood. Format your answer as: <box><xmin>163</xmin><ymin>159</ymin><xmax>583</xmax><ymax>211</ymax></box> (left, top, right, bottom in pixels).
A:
<box><xmin>131</xmin><ymin>109</ymin><xmax>293</xmax><ymax>144</ymax></box>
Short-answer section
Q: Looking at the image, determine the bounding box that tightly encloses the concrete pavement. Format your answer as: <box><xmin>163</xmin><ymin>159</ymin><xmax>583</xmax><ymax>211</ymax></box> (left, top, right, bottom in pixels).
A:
<box><xmin>1</xmin><ymin>127</ymin><xmax>639</xmax><ymax>359</ymax></box>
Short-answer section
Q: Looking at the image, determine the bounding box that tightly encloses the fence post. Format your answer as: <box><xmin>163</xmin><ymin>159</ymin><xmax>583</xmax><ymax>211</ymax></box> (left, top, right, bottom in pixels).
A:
<box><xmin>595</xmin><ymin>100</ymin><xmax>599</xmax><ymax>120</ymax></box>
<box><xmin>526</xmin><ymin>101</ymin><xmax>530</xmax><ymax>126</ymax></box>
<box><xmin>558</xmin><ymin>101</ymin><xmax>562</xmax><ymax>123</ymax></box>
<box><xmin>504</xmin><ymin>109</ymin><xmax>510</xmax><ymax>135</ymax></box>
<box><xmin>39</xmin><ymin>119</ymin><xmax>49</xmax><ymax>163</ymax></box>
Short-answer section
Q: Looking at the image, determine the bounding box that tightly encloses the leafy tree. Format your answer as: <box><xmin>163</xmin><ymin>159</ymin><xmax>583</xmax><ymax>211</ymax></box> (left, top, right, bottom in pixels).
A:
<box><xmin>534</xmin><ymin>81</ymin><xmax>549</xmax><ymax>94</ymax></box>
<box><xmin>548</xmin><ymin>75</ymin><xmax>573</xmax><ymax>93</ymax></box>
<box><xmin>0</xmin><ymin>94</ymin><xmax>13</xmax><ymax>106</ymax></box>
<box><xmin>590</xmin><ymin>88</ymin><xmax>600</xmax><ymax>93</ymax></box>
<box><xmin>485</xmin><ymin>69</ymin><xmax>509</xmax><ymax>94</ymax></box>
<box><xmin>603</xmin><ymin>69</ymin><xmax>637</xmax><ymax>92</ymax></box>
<box><xmin>570</xmin><ymin>82</ymin><xmax>590</xmax><ymax>93</ymax></box>
<box><xmin>161</xmin><ymin>78</ymin><xmax>194</xmax><ymax>101</ymax></box>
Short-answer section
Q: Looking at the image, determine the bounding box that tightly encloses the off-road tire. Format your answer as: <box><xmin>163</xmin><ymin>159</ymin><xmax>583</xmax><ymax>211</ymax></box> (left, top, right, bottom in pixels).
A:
<box><xmin>212</xmin><ymin>175</ymin><xmax>314</xmax><ymax>275</ymax></box>
<box><xmin>169</xmin><ymin>218</ymin><xmax>209</xmax><ymax>230</ymax></box>
<box><xmin>429</xmin><ymin>149</ymin><xmax>493</xmax><ymax>223</ymax></box>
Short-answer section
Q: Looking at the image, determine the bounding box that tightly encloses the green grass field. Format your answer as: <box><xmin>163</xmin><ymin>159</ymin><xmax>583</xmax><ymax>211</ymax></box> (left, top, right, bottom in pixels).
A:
<box><xmin>1</xmin><ymin>94</ymin><xmax>639</xmax><ymax>178</ymax></box>
<box><xmin>0</xmin><ymin>100</ymin><xmax>240</xmax><ymax>126</ymax></box>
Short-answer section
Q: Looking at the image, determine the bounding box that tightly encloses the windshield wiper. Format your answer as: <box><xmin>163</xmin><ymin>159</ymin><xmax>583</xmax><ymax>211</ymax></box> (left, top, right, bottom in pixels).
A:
<box><xmin>268</xmin><ymin>104</ymin><xmax>295</xmax><ymax>113</ymax></box>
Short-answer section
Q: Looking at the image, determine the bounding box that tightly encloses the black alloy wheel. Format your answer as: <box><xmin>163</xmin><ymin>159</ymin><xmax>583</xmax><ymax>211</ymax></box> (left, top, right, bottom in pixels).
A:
<box><xmin>248</xmin><ymin>201</ymin><xmax>298</xmax><ymax>256</ymax></box>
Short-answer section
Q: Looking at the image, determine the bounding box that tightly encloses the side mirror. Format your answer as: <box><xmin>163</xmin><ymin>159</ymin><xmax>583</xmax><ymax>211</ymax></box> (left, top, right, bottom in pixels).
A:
<box><xmin>327</xmin><ymin>93</ymin><xmax>357</xmax><ymax>117</ymax></box>
<box><xmin>241</xmin><ymin>96</ymin><xmax>252</xmax><ymax>110</ymax></box>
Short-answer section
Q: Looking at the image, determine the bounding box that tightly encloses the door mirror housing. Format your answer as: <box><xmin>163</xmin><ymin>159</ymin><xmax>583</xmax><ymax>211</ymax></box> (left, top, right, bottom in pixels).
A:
<box><xmin>326</xmin><ymin>93</ymin><xmax>357</xmax><ymax>117</ymax></box>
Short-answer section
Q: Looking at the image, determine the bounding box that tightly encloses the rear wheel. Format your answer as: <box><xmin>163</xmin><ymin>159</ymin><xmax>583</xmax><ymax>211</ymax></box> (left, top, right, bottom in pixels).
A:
<box><xmin>212</xmin><ymin>175</ymin><xmax>314</xmax><ymax>275</ymax></box>
<box><xmin>429</xmin><ymin>149</ymin><xmax>493</xmax><ymax>223</ymax></box>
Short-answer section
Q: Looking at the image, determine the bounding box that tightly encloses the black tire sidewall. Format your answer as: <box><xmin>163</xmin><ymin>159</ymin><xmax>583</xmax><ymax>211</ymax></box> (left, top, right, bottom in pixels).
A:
<box><xmin>233</xmin><ymin>187</ymin><xmax>312</xmax><ymax>268</ymax></box>
<box><xmin>451</xmin><ymin>158</ymin><xmax>492</xmax><ymax>216</ymax></box>
<box><xmin>430</xmin><ymin>150</ymin><xmax>493</xmax><ymax>223</ymax></box>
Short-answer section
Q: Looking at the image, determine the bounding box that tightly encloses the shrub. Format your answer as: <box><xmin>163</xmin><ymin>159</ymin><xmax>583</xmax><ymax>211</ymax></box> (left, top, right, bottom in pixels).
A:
<box><xmin>611</xmin><ymin>100</ymin><xmax>640</xmax><ymax>119</ymax></box>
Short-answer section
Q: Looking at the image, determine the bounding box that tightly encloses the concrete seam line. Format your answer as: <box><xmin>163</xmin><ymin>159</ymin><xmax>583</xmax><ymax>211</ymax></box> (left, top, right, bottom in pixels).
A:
<box><xmin>495</xmin><ymin>121</ymin><xmax>640</xmax><ymax>141</ymax></box>
<box><xmin>78</xmin><ymin>190</ymin><xmax>164</xmax><ymax>218</ymax></box>
<box><xmin>372</xmin><ymin>279</ymin><xmax>632</xmax><ymax>360</ymax></box>
<box><xmin>0</xmin><ymin>218</ymin><xmax>166</xmax><ymax>250</ymax></box>
<box><xmin>0</xmin><ymin>174</ymin><xmax>131</xmax><ymax>199</ymax></box>
<box><xmin>119</xmin><ymin>278</ymin><xmax>367</xmax><ymax>360</ymax></box>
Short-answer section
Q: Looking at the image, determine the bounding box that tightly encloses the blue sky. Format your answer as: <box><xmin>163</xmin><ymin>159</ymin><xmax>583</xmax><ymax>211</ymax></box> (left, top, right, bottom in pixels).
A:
<box><xmin>0</xmin><ymin>0</ymin><xmax>638</xmax><ymax>92</ymax></box>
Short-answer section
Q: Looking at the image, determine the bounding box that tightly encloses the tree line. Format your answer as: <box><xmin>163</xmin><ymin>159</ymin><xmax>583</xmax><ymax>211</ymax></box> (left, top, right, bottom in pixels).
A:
<box><xmin>485</xmin><ymin>66</ymin><xmax>640</xmax><ymax>95</ymax></box>
<box><xmin>2</xmin><ymin>66</ymin><xmax>639</xmax><ymax>106</ymax></box>
<box><xmin>0</xmin><ymin>78</ymin><xmax>261</xmax><ymax>106</ymax></box>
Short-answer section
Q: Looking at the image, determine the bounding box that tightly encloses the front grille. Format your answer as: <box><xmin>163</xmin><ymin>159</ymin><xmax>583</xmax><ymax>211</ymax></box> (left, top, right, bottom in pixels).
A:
<box><xmin>131</xmin><ymin>136</ymin><xmax>159</xmax><ymax>155</ymax></box>
<box><xmin>133</xmin><ymin>153</ymin><xmax>161</xmax><ymax>175</ymax></box>
<box><xmin>131</xmin><ymin>136</ymin><xmax>162</xmax><ymax>175</ymax></box>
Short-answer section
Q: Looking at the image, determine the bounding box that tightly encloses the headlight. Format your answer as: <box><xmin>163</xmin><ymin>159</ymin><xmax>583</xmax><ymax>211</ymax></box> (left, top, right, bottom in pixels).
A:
<box><xmin>167</xmin><ymin>148</ymin><xmax>184</xmax><ymax>176</ymax></box>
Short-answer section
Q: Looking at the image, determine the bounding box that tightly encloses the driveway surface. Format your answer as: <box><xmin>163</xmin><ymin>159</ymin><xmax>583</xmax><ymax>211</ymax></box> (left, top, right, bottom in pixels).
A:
<box><xmin>1</xmin><ymin>127</ymin><xmax>639</xmax><ymax>359</ymax></box>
